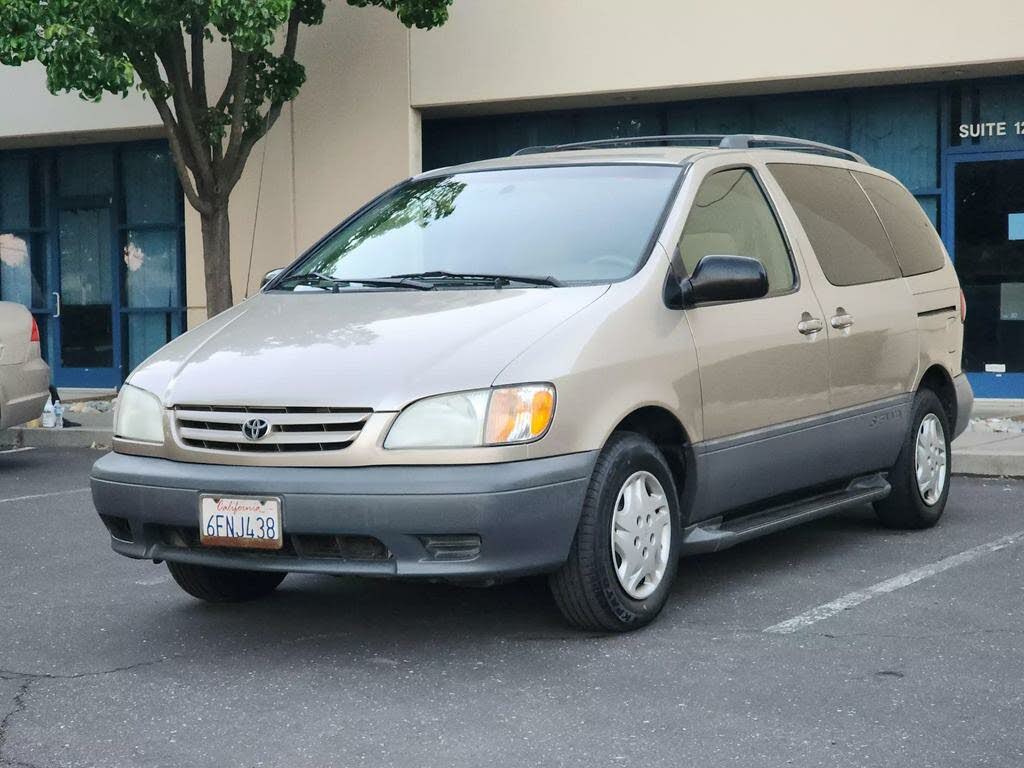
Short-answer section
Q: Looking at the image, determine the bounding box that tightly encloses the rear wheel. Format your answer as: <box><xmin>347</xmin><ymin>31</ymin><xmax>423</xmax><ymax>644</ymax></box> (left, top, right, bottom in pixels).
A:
<box><xmin>549</xmin><ymin>432</ymin><xmax>681</xmax><ymax>632</ymax></box>
<box><xmin>166</xmin><ymin>561</ymin><xmax>286</xmax><ymax>603</ymax></box>
<box><xmin>874</xmin><ymin>389</ymin><xmax>951</xmax><ymax>530</ymax></box>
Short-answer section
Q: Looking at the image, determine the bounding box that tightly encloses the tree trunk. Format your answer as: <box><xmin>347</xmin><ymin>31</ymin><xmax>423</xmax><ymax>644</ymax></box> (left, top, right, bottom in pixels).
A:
<box><xmin>200</xmin><ymin>204</ymin><xmax>233</xmax><ymax>317</ymax></box>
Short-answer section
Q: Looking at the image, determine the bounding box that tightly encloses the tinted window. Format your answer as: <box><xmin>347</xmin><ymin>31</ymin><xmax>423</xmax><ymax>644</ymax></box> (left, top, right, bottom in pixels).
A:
<box><xmin>677</xmin><ymin>169</ymin><xmax>794</xmax><ymax>295</ymax></box>
<box><xmin>286</xmin><ymin>165</ymin><xmax>681</xmax><ymax>285</ymax></box>
<box><xmin>854</xmin><ymin>172</ymin><xmax>945</xmax><ymax>276</ymax></box>
<box><xmin>769</xmin><ymin>164</ymin><xmax>901</xmax><ymax>286</ymax></box>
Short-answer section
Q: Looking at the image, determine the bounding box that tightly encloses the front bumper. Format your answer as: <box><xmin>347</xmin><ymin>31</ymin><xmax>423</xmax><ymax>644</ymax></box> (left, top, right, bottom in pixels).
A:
<box><xmin>90</xmin><ymin>451</ymin><xmax>597</xmax><ymax>579</ymax></box>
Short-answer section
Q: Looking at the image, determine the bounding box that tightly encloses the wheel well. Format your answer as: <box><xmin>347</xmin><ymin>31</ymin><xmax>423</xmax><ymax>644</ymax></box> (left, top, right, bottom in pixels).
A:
<box><xmin>613</xmin><ymin>407</ymin><xmax>690</xmax><ymax>500</ymax></box>
<box><xmin>918</xmin><ymin>365</ymin><xmax>957</xmax><ymax>427</ymax></box>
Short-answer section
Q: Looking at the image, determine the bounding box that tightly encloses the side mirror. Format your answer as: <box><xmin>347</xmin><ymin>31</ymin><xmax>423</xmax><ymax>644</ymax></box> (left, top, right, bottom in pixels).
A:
<box><xmin>261</xmin><ymin>268</ymin><xmax>285</xmax><ymax>290</ymax></box>
<box><xmin>680</xmin><ymin>255</ymin><xmax>768</xmax><ymax>306</ymax></box>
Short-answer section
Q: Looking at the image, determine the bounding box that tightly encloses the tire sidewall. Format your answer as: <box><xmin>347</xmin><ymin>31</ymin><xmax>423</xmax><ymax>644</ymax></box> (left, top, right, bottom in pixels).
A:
<box><xmin>589</xmin><ymin>435</ymin><xmax>682</xmax><ymax>625</ymax></box>
<box><xmin>904</xmin><ymin>390</ymin><xmax>952</xmax><ymax>524</ymax></box>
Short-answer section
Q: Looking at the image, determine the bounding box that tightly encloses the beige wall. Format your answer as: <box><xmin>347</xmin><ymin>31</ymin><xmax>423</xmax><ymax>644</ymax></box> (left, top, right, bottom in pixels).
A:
<box><xmin>410</xmin><ymin>0</ymin><xmax>1024</xmax><ymax>112</ymax></box>
<box><xmin>0</xmin><ymin>62</ymin><xmax>158</xmax><ymax>140</ymax></box>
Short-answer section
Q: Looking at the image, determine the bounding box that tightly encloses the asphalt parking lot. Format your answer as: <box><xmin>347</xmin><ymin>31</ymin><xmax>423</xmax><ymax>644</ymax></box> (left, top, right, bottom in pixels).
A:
<box><xmin>1</xmin><ymin>447</ymin><xmax>1022</xmax><ymax>768</ymax></box>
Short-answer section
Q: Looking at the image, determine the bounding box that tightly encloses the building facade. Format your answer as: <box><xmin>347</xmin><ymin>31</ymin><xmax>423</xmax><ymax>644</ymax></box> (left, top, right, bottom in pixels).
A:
<box><xmin>1</xmin><ymin>0</ymin><xmax>1023</xmax><ymax>395</ymax></box>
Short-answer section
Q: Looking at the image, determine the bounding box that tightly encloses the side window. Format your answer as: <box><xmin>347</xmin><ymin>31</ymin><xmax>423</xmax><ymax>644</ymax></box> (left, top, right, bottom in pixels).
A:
<box><xmin>853</xmin><ymin>172</ymin><xmax>946</xmax><ymax>277</ymax></box>
<box><xmin>769</xmin><ymin>163</ymin><xmax>901</xmax><ymax>286</ymax></box>
<box><xmin>677</xmin><ymin>168</ymin><xmax>795</xmax><ymax>296</ymax></box>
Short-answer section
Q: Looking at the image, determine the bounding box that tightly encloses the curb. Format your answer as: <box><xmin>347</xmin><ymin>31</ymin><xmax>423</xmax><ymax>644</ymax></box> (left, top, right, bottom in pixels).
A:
<box><xmin>0</xmin><ymin>427</ymin><xmax>112</xmax><ymax>450</ymax></box>
<box><xmin>953</xmin><ymin>450</ymin><xmax>1024</xmax><ymax>478</ymax></box>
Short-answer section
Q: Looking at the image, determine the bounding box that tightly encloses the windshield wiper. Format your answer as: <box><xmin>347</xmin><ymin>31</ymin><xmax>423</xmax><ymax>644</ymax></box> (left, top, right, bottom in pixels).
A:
<box><xmin>386</xmin><ymin>271</ymin><xmax>563</xmax><ymax>288</ymax></box>
<box><xmin>276</xmin><ymin>272</ymin><xmax>434</xmax><ymax>291</ymax></box>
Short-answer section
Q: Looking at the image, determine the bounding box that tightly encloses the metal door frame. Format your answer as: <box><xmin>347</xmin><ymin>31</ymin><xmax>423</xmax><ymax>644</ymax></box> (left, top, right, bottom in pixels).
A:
<box><xmin>943</xmin><ymin>148</ymin><xmax>1024</xmax><ymax>398</ymax></box>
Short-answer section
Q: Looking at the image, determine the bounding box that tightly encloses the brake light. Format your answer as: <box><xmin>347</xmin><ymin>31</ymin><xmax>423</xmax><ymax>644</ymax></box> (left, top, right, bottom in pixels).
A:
<box><xmin>959</xmin><ymin>289</ymin><xmax>967</xmax><ymax>323</ymax></box>
<box><xmin>29</xmin><ymin>315</ymin><xmax>39</xmax><ymax>343</ymax></box>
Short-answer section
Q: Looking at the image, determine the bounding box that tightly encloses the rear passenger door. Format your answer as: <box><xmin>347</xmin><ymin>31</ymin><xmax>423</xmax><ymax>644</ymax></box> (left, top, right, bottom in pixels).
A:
<box><xmin>766</xmin><ymin>162</ymin><xmax>918</xmax><ymax>411</ymax></box>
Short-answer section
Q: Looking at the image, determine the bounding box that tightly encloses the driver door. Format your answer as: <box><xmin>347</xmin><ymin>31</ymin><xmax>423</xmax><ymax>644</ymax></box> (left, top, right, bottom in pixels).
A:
<box><xmin>677</xmin><ymin>165</ymin><xmax>832</xmax><ymax>517</ymax></box>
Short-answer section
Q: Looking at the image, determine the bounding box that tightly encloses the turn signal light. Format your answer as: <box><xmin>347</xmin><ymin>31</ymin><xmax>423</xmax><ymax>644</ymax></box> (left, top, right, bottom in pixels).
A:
<box><xmin>484</xmin><ymin>385</ymin><xmax>555</xmax><ymax>444</ymax></box>
<box><xmin>29</xmin><ymin>316</ymin><xmax>39</xmax><ymax>343</ymax></box>
<box><xmin>959</xmin><ymin>289</ymin><xmax>967</xmax><ymax>323</ymax></box>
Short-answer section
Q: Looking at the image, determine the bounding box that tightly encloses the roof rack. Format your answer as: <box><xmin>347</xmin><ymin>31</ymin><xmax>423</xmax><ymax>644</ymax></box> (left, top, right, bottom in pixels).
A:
<box><xmin>512</xmin><ymin>133</ymin><xmax>866</xmax><ymax>164</ymax></box>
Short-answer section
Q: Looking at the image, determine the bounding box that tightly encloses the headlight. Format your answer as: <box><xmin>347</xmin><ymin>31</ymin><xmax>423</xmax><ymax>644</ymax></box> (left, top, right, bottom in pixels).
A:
<box><xmin>384</xmin><ymin>384</ymin><xmax>555</xmax><ymax>449</ymax></box>
<box><xmin>114</xmin><ymin>384</ymin><xmax>164</xmax><ymax>443</ymax></box>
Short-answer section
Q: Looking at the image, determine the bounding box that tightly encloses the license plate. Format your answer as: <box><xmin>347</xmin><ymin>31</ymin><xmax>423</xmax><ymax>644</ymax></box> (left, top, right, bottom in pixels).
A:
<box><xmin>199</xmin><ymin>495</ymin><xmax>282</xmax><ymax>550</ymax></box>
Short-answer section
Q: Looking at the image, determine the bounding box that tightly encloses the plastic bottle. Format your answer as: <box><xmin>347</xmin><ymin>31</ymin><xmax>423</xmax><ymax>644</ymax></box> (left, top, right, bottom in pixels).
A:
<box><xmin>53</xmin><ymin>399</ymin><xmax>64</xmax><ymax>429</ymax></box>
<box><xmin>41</xmin><ymin>397</ymin><xmax>56</xmax><ymax>428</ymax></box>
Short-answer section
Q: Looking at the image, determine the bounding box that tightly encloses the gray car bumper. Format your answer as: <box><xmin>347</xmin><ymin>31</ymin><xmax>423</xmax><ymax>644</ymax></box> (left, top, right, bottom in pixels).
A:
<box><xmin>953</xmin><ymin>373</ymin><xmax>974</xmax><ymax>439</ymax></box>
<box><xmin>90</xmin><ymin>451</ymin><xmax>597</xmax><ymax>579</ymax></box>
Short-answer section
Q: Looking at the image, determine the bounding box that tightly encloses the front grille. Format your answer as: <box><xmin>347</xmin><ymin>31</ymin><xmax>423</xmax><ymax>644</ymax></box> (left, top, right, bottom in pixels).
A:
<box><xmin>174</xmin><ymin>405</ymin><xmax>372</xmax><ymax>453</ymax></box>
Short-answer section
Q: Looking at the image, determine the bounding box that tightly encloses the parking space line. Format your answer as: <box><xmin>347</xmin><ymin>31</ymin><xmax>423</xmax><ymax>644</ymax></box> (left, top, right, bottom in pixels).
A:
<box><xmin>0</xmin><ymin>488</ymin><xmax>90</xmax><ymax>505</ymax></box>
<box><xmin>0</xmin><ymin>447</ymin><xmax>35</xmax><ymax>455</ymax></box>
<box><xmin>764</xmin><ymin>529</ymin><xmax>1024</xmax><ymax>634</ymax></box>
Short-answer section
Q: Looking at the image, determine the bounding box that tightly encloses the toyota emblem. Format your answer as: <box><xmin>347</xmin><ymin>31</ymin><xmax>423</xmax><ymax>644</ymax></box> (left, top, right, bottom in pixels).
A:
<box><xmin>241</xmin><ymin>417</ymin><xmax>271</xmax><ymax>441</ymax></box>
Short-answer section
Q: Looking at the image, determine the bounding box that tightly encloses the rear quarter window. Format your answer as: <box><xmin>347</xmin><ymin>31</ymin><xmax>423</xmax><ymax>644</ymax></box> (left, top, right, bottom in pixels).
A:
<box><xmin>769</xmin><ymin>163</ymin><xmax>901</xmax><ymax>286</ymax></box>
<box><xmin>853</xmin><ymin>172</ymin><xmax>946</xmax><ymax>277</ymax></box>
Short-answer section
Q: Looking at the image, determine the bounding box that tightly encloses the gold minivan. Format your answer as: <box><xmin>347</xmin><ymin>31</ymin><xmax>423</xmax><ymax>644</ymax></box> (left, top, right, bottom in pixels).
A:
<box><xmin>91</xmin><ymin>135</ymin><xmax>973</xmax><ymax>631</ymax></box>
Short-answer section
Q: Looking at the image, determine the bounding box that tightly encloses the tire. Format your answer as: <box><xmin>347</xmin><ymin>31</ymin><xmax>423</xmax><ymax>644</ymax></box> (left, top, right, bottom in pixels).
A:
<box><xmin>874</xmin><ymin>389</ymin><xmax>952</xmax><ymax>530</ymax></box>
<box><xmin>549</xmin><ymin>432</ymin><xmax>681</xmax><ymax>632</ymax></box>
<box><xmin>166</xmin><ymin>561</ymin><xmax>286</xmax><ymax>603</ymax></box>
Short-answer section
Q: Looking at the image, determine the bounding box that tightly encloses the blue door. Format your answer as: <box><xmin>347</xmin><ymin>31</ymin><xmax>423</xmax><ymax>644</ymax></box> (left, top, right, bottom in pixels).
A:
<box><xmin>946</xmin><ymin>150</ymin><xmax>1024</xmax><ymax>397</ymax></box>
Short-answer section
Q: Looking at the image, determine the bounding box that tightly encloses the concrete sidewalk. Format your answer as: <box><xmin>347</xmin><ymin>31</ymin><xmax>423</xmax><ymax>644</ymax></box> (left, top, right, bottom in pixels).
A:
<box><xmin>4</xmin><ymin>396</ymin><xmax>1024</xmax><ymax>477</ymax></box>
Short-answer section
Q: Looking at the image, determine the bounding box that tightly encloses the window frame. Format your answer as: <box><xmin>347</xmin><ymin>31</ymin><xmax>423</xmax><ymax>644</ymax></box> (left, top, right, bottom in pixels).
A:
<box><xmin>672</xmin><ymin>163</ymin><xmax>802</xmax><ymax>303</ymax></box>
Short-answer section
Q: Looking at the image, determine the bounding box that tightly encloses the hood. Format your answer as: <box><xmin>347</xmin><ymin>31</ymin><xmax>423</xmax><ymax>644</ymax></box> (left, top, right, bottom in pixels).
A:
<box><xmin>129</xmin><ymin>286</ymin><xmax>609</xmax><ymax>410</ymax></box>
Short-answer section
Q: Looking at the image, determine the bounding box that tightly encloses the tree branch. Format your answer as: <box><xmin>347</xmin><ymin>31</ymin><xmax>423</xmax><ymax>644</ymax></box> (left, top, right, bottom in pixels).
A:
<box><xmin>221</xmin><ymin>8</ymin><xmax>301</xmax><ymax>193</ymax></box>
<box><xmin>220</xmin><ymin>49</ymin><xmax>251</xmax><ymax>179</ymax></box>
<box><xmin>190</xmin><ymin>20</ymin><xmax>207</xmax><ymax>111</ymax></box>
<box><xmin>129</xmin><ymin>48</ymin><xmax>210</xmax><ymax>214</ymax></box>
<box><xmin>157</xmin><ymin>33</ymin><xmax>213</xmax><ymax>186</ymax></box>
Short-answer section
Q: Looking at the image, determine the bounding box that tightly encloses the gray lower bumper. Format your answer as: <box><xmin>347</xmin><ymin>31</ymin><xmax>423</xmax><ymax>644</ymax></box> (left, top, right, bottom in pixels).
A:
<box><xmin>953</xmin><ymin>373</ymin><xmax>974</xmax><ymax>439</ymax></box>
<box><xmin>90</xmin><ymin>451</ymin><xmax>596</xmax><ymax>579</ymax></box>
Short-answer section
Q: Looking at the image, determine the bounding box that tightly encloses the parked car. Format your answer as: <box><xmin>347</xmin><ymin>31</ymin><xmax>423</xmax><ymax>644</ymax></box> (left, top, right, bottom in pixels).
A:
<box><xmin>90</xmin><ymin>134</ymin><xmax>973</xmax><ymax>631</ymax></box>
<box><xmin>0</xmin><ymin>301</ymin><xmax>50</xmax><ymax>430</ymax></box>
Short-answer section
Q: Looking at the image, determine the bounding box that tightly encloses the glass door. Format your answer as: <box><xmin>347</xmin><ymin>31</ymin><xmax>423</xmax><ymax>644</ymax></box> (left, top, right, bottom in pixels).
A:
<box><xmin>950</xmin><ymin>153</ymin><xmax>1024</xmax><ymax>397</ymax></box>
<box><xmin>54</xmin><ymin>204</ymin><xmax>118</xmax><ymax>386</ymax></box>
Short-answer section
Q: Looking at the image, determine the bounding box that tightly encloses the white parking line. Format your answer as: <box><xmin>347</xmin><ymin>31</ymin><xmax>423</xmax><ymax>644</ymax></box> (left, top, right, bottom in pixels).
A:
<box><xmin>764</xmin><ymin>529</ymin><xmax>1024</xmax><ymax>634</ymax></box>
<box><xmin>0</xmin><ymin>488</ymin><xmax>89</xmax><ymax>505</ymax></box>
<box><xmin>0</xmin><ymin>446</ymin><xmax>35</xmax><ymax>454</ymax></box>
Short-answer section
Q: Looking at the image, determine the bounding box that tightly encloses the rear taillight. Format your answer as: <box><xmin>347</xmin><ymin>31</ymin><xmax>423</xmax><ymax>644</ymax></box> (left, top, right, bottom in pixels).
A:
<box><xmin>959</xmin><ymin>289</ymin><xmax>967</xmax><ymax>323</ymax></box>
<box><xmin>29</xmin><ymin>315</ymin><xmax>39</xmax><ymax>343</ymax></box>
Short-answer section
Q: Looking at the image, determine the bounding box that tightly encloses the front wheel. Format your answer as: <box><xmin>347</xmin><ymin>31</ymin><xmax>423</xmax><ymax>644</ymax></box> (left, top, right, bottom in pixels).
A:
<box><xmin>166</xmin><ymin>561</ymin><xmax>286</xmax><ymax>603</ymax></box>
<box><xmin>549</xmin><ymin>432</ymin><xmax>681</xmax><ymax>632</ymax></box>
<box><xmin>874</xmin><ymin>389</ymin><xmax>951</xmax><ymax>530</ymax></box>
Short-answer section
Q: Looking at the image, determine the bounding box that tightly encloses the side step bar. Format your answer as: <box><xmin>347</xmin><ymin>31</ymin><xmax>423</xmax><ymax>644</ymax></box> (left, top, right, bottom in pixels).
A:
<box><xmin>679</xmin><ymin>473</ymin><xmax>891</xmax><ymax>555</ymax></box>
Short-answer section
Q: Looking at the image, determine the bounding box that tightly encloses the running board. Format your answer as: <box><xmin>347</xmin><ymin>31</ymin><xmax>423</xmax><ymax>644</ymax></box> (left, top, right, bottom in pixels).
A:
<box><xmin>679</xmin><ymin>474</ymin><xmax>891</xmax><ymax>555</ymax></box>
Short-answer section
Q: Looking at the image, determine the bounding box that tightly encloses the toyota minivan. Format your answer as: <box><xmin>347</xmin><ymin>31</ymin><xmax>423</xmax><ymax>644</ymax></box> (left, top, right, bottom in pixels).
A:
<box><xmin>91</xmin><ymin>134</ymin><xmax>973</xmax><ymax>632</ymax></box>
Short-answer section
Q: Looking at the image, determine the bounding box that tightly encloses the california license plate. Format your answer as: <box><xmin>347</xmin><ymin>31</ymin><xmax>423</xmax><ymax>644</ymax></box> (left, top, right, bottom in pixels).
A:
<box><xmin>199</xmin><ymin>495</ymin><xmax>282</xmax><ymax>550</ymax></box>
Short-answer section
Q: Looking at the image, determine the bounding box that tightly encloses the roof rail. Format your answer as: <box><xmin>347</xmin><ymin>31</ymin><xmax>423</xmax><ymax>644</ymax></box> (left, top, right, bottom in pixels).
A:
<box><xmin>718</xmin><ymin>134</ymin><xmax>866</xmax><ymax>164</ymax></box>
<box><xmin>513</xmin><ymin>133</ymin><xmax>866</xmax><ymax>164</ymax></box>
<box><xmin>513</xmin><ymin>135</ymin><xmax>727</xmax><ymax>156</ymax></box>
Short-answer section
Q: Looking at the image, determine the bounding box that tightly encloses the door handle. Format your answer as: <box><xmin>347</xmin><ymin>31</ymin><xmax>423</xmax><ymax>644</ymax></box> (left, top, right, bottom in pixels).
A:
<box><xmin>52</xmin><ymin>291</ymin><xmax>61</xmax><ymax>319</ymax></box>
<box><xmin>830</xmin><ymin>312</ymin><xmax>854</xmax><ymax>329</ymax></box>
<box><xmin>797</xmin><ymin>317</ymin><xmax>824</xmax><ymax>335</ymax></box>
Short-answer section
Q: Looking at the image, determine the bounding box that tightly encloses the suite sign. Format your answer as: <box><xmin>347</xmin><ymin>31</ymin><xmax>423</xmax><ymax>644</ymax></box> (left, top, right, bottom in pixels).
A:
<box><xmin>958</xmin><ymin>121</ymin><xmax>1024</xmax><ymax>138</ymax></box>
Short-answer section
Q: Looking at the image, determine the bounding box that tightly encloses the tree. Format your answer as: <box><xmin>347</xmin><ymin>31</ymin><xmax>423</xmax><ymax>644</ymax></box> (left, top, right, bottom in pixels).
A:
<box><xmin>0</xmin><ymin>0</ymin><xmax>453</xmax><ymax>316</ymax></box>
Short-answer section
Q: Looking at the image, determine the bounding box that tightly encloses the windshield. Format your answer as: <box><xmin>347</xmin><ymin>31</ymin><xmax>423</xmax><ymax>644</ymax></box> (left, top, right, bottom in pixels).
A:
<box><xmin>279</xmin><ymin>164</ymin><xmax>681</xmax><ymax>288</ymax></box>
